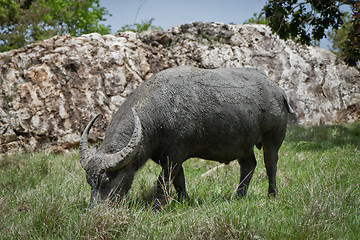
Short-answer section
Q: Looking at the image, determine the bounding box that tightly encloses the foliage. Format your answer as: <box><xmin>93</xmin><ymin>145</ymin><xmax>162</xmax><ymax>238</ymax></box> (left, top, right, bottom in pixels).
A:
<box><xmin>264</xmin><ymin>0</ymin><xmax>344</xmax><ymax>45</ymax></box>
<box><xmin>327</xmin><ymin>12</ymin><xmax>353</xmax><ymax>54</ymax></box>
<box><xmin>0</xmin><ymin>0</ymin><xmax>111</xmax><ymax>52</ymax></box>
<box><xmin>118</xmin><ymin>18</ymin><xmax>163</xmax><ymax>33</ymax></box>
<box><xmin>342</xmin><ymin>3</ymin><xmax>360</xmax><ymax>66</ymax></box>
<box><xmin>243</xmin><ymin>12</ymin><xmax>268</xmax><ymax>25</ymax></box>
<box><xmin>264</xmin><ymin>0</ymin><xmax>359</xmax><ymax>66</ymax></box>
<box><xmin>0</xmin><ymin>123</ymin><xmax>359</xmax><ymax>239</ymax></box>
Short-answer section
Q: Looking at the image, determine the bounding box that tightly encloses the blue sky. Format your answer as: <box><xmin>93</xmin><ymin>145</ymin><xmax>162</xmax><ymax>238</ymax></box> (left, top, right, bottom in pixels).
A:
<box><xmin>99</xmin><ymin>0</ymin><xmax>350</xmax><ymax>50</ymax></box>
<box><xmin>99</xmin><ymin>0</ymin><xmax>267</xmax><ymax>32</ymax></box>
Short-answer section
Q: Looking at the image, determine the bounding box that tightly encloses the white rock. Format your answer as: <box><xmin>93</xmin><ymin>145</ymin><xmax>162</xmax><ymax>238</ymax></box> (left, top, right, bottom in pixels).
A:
<box><xmin>0</xmin><ymin>22</ymin><xmax>359</xmax><ymax>153</ymax></box>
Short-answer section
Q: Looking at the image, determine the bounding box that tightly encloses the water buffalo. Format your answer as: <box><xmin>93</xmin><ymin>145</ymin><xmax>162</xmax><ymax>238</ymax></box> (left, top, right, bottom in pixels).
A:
<box><xmin>79</xmin><ymin>66</ymin><xmax>294</xmax><ymax>210</ymax></box>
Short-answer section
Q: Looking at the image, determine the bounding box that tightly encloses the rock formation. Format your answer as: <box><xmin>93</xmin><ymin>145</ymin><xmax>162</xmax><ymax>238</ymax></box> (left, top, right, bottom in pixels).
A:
<box><xmin>1</xmin><ymin>22</ymin><xmax>359</xmax><ymax>155</ymax></box>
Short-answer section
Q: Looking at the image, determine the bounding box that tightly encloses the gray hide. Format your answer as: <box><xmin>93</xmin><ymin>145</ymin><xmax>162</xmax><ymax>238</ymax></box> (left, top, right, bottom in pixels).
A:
<box><xmin>79</xmin><ymin>66</ymin><xmax>294</xmax><ymax>210</ymax></box>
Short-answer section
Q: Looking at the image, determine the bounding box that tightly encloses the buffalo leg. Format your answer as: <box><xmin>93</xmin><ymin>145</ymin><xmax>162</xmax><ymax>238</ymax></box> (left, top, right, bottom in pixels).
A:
<box><xmin>173</xmin><ymin>166</ymin><xmax>190</xmax><ymax>202</ymax></box>
<box><xmin>263</xmin><ymin>146</ymin><xmax>279</xmax><ymax>197</ymax></box>
<box><xmin>237</xmin><ymin>150</ymin><xmax>257</xmax><ymax>197</ymax></box>
<box><xmin>153</xmin><ymin>158</ymin><xmax>181</xmax><ymax>211</ymax></box>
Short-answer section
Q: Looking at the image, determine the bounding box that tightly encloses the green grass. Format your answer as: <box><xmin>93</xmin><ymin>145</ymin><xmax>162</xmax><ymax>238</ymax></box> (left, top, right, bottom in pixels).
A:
<box><xmin>1</xmin><ymin>123</ymin><xmax>359</xmax><ymax>239</ymax></box>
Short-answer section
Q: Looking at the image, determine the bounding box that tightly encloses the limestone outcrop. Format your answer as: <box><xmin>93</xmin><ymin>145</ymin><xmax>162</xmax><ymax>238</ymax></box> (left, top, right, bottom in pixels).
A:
<box><xmin>1</xmin><ymin>22</ymin><xmax>359</xmax><ymax>155</ymax></box>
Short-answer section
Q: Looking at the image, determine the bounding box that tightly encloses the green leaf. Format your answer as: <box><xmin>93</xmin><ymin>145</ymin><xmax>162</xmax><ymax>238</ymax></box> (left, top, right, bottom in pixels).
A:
<box><xmin>0</xmin><ymin>0</ymin><xmax>111</xmax><ymax>52</ymax></box>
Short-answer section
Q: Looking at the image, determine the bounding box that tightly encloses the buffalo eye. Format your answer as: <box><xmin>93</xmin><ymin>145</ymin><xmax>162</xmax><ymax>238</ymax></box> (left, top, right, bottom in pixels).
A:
<box><xmin>99</xmin><ymin>172</ymin><xmax>112</xmax><ymax>186</ymax></box>
<box><xmin>103</xmin><ymin>175</ymin><xmax>110</xmax><ymax>184</ymax></box>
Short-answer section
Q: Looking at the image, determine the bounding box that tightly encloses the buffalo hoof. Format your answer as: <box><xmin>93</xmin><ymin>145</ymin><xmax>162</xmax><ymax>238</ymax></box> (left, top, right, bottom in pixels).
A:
<box><xmin>237</xmin><ymin>186</ymin><xmax>248</xmax><ymax>198</ymax></box>
<box><xmin>267</xmin><ymin>189</ymin><xmax>278</xmax><ymax>198</ymax></box>
<box><xmin>152</xmin><ymin>199</ymin><xmax>165</xmax><ymax>212</ymax></box>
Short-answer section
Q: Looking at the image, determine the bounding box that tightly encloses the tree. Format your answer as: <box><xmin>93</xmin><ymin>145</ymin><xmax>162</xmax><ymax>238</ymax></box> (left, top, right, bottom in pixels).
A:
<box><xmin>117</xmin><ymin>18</ymin><xmax>163</xmax><ymax>33</ymax></box>
<box><xmin>342</xmin><ymin>3</ymin><xmax>360</xmax><ymax>66</ymax></box>
<box><xmin>243</xmin><ymin>12</ymin><xmax>268</xmax><ymax>25</ymax></box>
<box><xmin>0</xmin><ymin>0</ymin><xmax>111</xmax><ymax>52</ymax></box>
<box><xmin>264</xmin><ymin>0</ymin><xmax>359</xmax><ymax>66</ymax></box>
<box><xmin>327</xmin><ymin>12</ymin><xmax>352</xmax><ymax>54</ymax></box>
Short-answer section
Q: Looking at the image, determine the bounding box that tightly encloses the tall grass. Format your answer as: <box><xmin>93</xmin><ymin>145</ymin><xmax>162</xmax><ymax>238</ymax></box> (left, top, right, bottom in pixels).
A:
<box><xmin>1</xmin><ymin>123</ymin><xmax>359</xmax><ymax>239</ymax></box>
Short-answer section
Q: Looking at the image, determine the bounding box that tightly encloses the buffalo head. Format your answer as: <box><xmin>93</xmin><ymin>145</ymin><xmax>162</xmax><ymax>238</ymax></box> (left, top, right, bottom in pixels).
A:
<box><xmin>79</xmin><ymin>109</ymin><xmax>142</xmax><ymax>207</ymax></box>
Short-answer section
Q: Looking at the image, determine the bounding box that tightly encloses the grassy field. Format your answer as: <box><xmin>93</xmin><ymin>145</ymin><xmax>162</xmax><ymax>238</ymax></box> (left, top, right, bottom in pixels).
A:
<box><xmin>0</xmin><ymin>123</ymin><xmax>359</xmax><ymax>239</ymax></box>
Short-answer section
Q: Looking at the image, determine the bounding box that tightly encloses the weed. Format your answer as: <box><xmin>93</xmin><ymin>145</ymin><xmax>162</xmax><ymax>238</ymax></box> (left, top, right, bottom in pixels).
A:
<box><xmin>1</xmin><ymin>94</ymin><xmax>13</xmax><ymax>111</ymax></box>
<box><xmin>2</xmin><ymin>55</ymin><xmax>11</xmax><ymax>64</ymax></box>
<box><xmin>0</xmin><ymin>124</ymin><xmax>359</xmax><ymax>239</ymax></box>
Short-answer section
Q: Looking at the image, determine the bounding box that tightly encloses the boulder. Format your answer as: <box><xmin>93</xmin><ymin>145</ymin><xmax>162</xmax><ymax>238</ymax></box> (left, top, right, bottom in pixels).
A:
<box><xmin>0</xmin><ymin>22</ymin><xmax>359</xmax><ymax>155</ymax></box>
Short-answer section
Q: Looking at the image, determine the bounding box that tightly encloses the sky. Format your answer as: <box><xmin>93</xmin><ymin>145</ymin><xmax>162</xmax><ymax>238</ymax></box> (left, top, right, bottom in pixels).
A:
<box><xmin>98</xmin><ymin>0</ymin><xmax>346</xmax><ymax>50</ymax></box>
<box><xmin>99</xmin><ymin>0</ymin><xmax>268</xmax><ymax>32</ymax></box>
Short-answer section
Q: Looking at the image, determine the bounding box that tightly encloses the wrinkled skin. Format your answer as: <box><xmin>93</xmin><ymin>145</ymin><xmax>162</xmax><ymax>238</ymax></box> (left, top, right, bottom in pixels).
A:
<box><xmin>80</xmin><ymin>66</ymin><xmax>294</xmax><ymax>210</ymax></box>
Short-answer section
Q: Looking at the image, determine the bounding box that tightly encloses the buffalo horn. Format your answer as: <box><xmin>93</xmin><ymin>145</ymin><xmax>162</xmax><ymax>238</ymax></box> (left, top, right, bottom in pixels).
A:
<box><xmin>79</xmin><ymin>114</ymin><xmax>100</xmax><ymax>170</ymax></box>
<box><xmin>103</xmin><ymin>108</ymin><xmax>142</xmax><ymax>170</ymax></box>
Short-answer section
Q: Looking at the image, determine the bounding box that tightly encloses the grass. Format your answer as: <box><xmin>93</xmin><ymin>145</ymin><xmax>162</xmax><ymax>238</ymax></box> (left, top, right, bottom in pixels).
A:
<box><xmin>0</xmin><ymin>123</ymin><xmax>359</xmax><ymax>239</ymax></box>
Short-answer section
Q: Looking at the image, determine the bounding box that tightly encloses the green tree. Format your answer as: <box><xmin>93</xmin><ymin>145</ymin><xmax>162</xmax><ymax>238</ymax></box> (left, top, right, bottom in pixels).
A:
<box><xmin>327</xmin><ymin>12</ymin><xmax>353</xmax><ymax>54</ymax></box>
<box><xmin>117</xmin><ymin>18</ymin><xmax>163</xmax><ymax>33</ymax></box>
<box><xmin>342</xmin><ymin>3</ymin><xmax>360</xmax><ymax>66</ymax></box>
<box><xmin>0</xmin><ymin>0</ymin><xmax>111</xmax><ymax>52</ymax></box>
<box><xmin>264</xmin><ymin>0</ymin><xmax>359</xmax><ymax>66</ymax></box>
<box><xmin>243</xmin><ymin>12</ymin><xmax>268</xmax><ymax>25</ymax></box>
